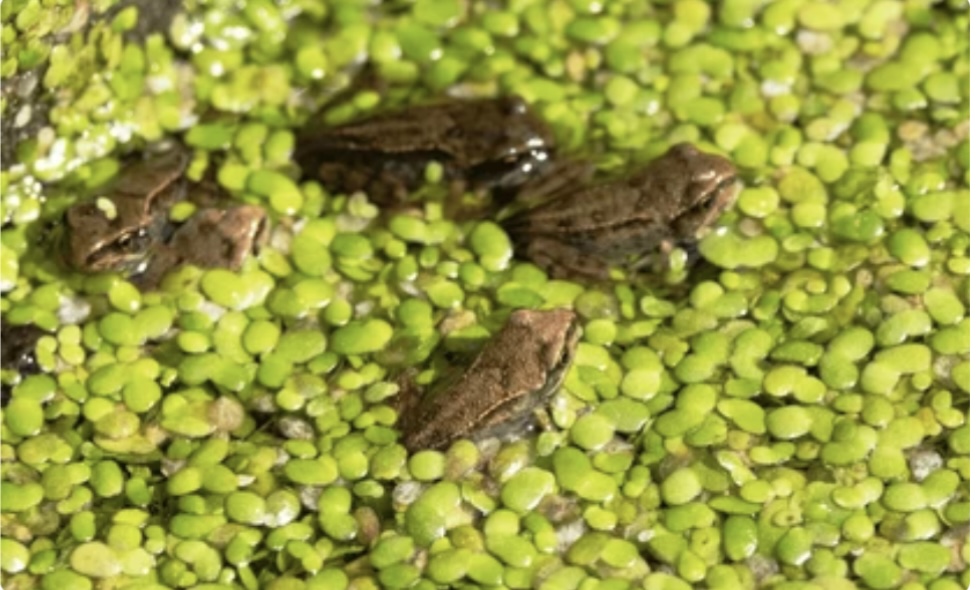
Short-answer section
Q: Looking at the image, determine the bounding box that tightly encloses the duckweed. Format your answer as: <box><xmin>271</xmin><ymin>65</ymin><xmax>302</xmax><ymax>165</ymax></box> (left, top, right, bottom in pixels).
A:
<box><xmin>0</xmin><ymin>0</ymin><xmax>970</xmax><ymax>588</ymax></box>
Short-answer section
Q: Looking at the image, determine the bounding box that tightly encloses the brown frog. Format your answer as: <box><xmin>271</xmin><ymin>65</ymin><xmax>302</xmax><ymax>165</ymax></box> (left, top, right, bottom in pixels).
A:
<box><xmin>295</xmin><ymin>96</ymin><xmax>556</xmax><ymax>206</ymax></box>
<box><xmin>397</xmin><ymin>308</ymin><xmax>580</xmax><ymax>452</ymax></box>
<box><xmin>134</xmin><ymin>204</ymin><xmax>268</xmax><ymax>289</ymax></box>
<box><xmin>1</xmin><ymin>323</ymin><xmax>45</xmax><ymax>375</ymax></box>
<box><xmin>61</xmin><ymin>148</ymin><xmax>190</xmax><ymax>276</ymax></box>
<box><xmin>0</xmin><ymin>323</ymin><xmax>47</xmax><ymax>406</ymax></box>
<box><xmin>60</xmin><ymin>148</ymin><xmax>268</xmax><ymax>290</ymax></box>
<box><xmin>502</xmin><ymin>142</ymin><xmax>739</xmax><ymax>279</ymax></box>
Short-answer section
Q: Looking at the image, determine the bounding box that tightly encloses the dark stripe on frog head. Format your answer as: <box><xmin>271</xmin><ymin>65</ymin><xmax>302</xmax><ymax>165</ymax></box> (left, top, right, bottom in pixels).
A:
<box><xmin>84</xmin><ymin>227</ymin><xmax>153</xmax><ymax>269</ymax></box>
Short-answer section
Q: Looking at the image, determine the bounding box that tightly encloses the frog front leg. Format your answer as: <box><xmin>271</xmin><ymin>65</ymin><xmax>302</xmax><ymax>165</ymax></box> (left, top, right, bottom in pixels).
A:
<box><xmin>627</xmin><ymin>236</ymin><xmax>705</xmax><ymax>279</ymax></box>
<box><xmin>130</xmin><ymin>243</ymin><xmax>180</xmax><ymax>291</ymax></box>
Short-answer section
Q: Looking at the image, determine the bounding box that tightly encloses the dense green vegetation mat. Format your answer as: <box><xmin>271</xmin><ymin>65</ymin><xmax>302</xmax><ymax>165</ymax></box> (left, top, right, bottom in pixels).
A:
<box><xmin>0</xmin><ymin>0</ymin><xmax>970</xmax><ymax>588</ymax></box>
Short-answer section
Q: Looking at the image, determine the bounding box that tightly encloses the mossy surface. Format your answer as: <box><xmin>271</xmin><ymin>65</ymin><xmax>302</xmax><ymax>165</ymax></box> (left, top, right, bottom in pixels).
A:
<box><xmin>0</xmin><ymin>0</ymin><xmax>970</xmax><ymax>588</ymax></box>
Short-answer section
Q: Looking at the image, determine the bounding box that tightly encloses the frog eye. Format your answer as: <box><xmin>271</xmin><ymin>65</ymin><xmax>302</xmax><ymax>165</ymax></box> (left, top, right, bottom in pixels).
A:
<box><xmin>686</xmin><ymin>192</ymin><xmax>720</xmax><ymax>219</ymax></box>
<box><xmin>114</xmin><ymin>229</ymin><xmax>151</xmax><ymax>254</ymax></box>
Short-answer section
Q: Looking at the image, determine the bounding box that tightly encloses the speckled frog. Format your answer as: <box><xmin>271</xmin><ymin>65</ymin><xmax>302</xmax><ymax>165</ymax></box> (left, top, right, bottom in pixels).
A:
<box><xmin>397</xmin><ymin>308</ymin><xmax>580</xmax><ymax>452</ymax></box>
<box><xmin>294</xmin><ymin>96</ymin><xmax>556</xmax><ymax>206</ymax></box>
<box><xmin>503</xmin><ymin>142</ymin><xmax>740</xmax><ymax>279</ymax></box>
<box><xmin>60</xmin><ymin>147</ymin><xmax>268</xmax><ymax>290</ymax></box>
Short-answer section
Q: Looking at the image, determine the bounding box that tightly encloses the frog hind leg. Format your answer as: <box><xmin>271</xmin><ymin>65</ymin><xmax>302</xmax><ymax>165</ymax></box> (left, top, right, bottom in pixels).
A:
<box><xmin>522</xmin><ymin>236</ymin><xmax>611</xmax><ymax>280</ymax></box>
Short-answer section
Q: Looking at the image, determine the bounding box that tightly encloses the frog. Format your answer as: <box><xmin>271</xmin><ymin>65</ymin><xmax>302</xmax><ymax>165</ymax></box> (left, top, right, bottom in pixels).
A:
<box><xmin>501</xmin><ymin>142</ymin><xmax>740</xmax><ymax>280</ymax></box>
<box><xmin>396</xmin><ymin>308</ymin><xmax>580</xmax><ymax>452</ymax></box>
<box><xmin>59</xmin><ymin>147</ymin><xmax>268</xmax><ymax>290</ymax></box>
<box><xmin>0</xmin><ymin>323</ymin><xmax>47</xmax><ymax>406</ymax></box>
<box><xmin>61</xmin><ymin>148</ymin><xmax>190</xmax><ymax>277</ymax></box>
<box><xmin>1</xmin><ymin>323</ymin><xmax>45</xmax><ymax>375</ymax></box>
<box><xmin>294</xmin><ymin>96</ymin><xmax>556</xmax><ymax>207</ymax></box>
<box><xmin>133</xmin><ymin>204</ymin><xmax>268</xmax><ymax>290</ymax></box>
